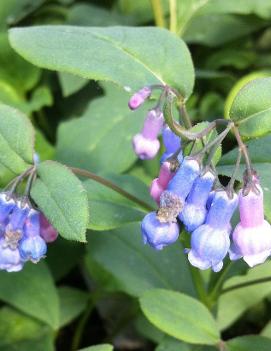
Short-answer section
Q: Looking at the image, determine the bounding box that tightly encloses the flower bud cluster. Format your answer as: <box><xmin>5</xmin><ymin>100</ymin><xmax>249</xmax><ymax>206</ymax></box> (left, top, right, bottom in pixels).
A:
<box><xmin>0</xmin><ymin>193</ymin><xmax>58</xmax><ymax>272</ymax></box>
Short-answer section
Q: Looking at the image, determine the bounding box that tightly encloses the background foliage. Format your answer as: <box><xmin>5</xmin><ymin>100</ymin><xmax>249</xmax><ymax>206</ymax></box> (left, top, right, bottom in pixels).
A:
<box><xmin>1</xmin><ymin>0</ymin><xmax>271</xmax><ymax>350</ymax></box>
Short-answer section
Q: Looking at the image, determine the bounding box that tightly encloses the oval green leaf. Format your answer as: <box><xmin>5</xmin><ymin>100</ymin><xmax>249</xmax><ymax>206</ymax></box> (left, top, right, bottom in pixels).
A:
<box><xmin>140</xmin><ymin>289</ymin><xmax>220</xmax><ymax>345</ymax></box>
<box><xmin>227</xmin><ymin>336</ymin><xmax>271</xmax><ymax>351</ymax></box>
<box><xmin>9</xmin><ymin>25</ymin><xmax>194</xmax><ymax>98</ymax></box>
<box><xmin>229</xmin><ymin>77</ymin><xmax>271</xmax><ymax>138</ymax></box>
<box><xmin>31</xmin><ymin>161</ymin><xmax>89</xmax><ymax>242</ymax></box>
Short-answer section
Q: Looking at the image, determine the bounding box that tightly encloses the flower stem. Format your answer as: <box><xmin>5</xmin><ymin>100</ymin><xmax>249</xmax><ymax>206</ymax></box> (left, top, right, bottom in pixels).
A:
<box><xmin>69</xmin><ymin>167</ymin><xmax>154</xmax><ymax>212</ymax></box>
<box><xmin>221</xmin><ymin>276</ymin><xmax>271</xmax><ymax>294</ymax></box>
<box><xmin>169</xmin><ymin>0</ymin><xmax>177</xmax><ymax>33</ymax></box>
<box><xmin>150</xmin><ymin>0</ymin><xmax>165</xmax><ymax>27</ymax></box>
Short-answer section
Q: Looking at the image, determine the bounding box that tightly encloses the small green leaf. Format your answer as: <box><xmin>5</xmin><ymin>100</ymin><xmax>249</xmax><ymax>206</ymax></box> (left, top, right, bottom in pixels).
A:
<box><xmin>58</xmin><ymin>286</ymin><xmax>89</xmax><ymax>328</ymax></box>
<box><xmin>87</xmin><ymin>224</ymin><xmax>195</xmax><ymax>297</ymax></box>
<box><xmin>58</xmin><ymin>72</ymin><xmax>88</xmax><ymax>97</ymax></box>
<box><xmin>31</xmin><ymin>161</ymin><xmax>89</xmax><ymax>242</ymax></box>
<box><xmin>0</xmin><ymin>103</ymin><xmax>34</xmax><ymax>185</ymax></box>
<box><xmin>227</xmin><ymin>335</ymin><xmax>271</xmax><ymax>351</ymax></box>
<box><xmin>0</xmin><ymin>262</ymin><xmax>59</xmax><ymax>329</ymax></box>
<box><xmin>140</xmin><ymin>289</ymin><xmax>220</xmax><ymax>345</ymax></box>
<box><xmin>78</xmin><ymin>345</ymin><xmax>113</xmax><ymax>351</ymax></box>
<box><xmin>229</xmin><ymin>77</ymin><xmax>271</xmax><ymax>138</ymax></box>
<box><xmin>9</xmin><ymin>25</ymin><xmax>195</xmax><ymax>97</ymax></box>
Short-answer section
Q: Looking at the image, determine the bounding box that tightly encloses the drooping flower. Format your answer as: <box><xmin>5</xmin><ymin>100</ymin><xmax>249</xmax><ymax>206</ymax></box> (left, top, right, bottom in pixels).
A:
<box><xmin>188</xmin><ymin>190</ymin><xmax>238</xmax><ymax>272</ymax></box>
<box><xmin>0</xmin><ymin>238</ymin><xmax>23</xmax><ymax>272</ymax></box>
<box><xmin>150</xmin><ymin>162</ymin><xmax>174</xmax><ymax>205</ymax></box>
<box><xmin>19</xmin><ymin>209</ymin><xmax>47</xmax><ymax>263</ymax></box>
<box><xmin>40</xmin><ymin>213</ymin><xmax>58</xmax><ymax>243</ymax></box>
<box><xmin>230</xmin><ymin>184</ymin><xmax>271</xmax><ymax>267</ymax></box>
<box><xmin>141</xmin><ymin>211</ymin><xmax>180</xmax><ymax>250</ymax></box>
<box><xmin>128</xmin><ymin>87</ymin><xmax>151</xmax><ymax>110</ymax></box>
<box><xmin>179</xmin><ymin>170</ymin><xmax>216</xmax><ymax>232</ymax></box>
<box><xmin>158</xmin><ymin>157</ymin><xmax>200</xmax><ymax>222</ymax></box>
<box><xmin>160</xmin><ymin>126</ymin><xmax>182</xmax><ymax>163</ymax></box>
<box><xmin>4</xmin><ymin>200</ymin><xmax>30</xmax><ymax>249</ymax></box>
<box><xmin>132</xmin><ymin>109</ymin><xmax>164</xmax><ymax>160</ymax></box>
<box><xmin>0</xmin><ymin>193</ymin><xmax>16</xmax><ymax>235</ymax></box>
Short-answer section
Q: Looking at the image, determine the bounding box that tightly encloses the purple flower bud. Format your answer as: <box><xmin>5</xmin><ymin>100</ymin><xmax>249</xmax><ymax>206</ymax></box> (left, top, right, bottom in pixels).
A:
<box><xmin>19</xmin><ymin>209</ymin><xmax>47</xmax><ymax>263</ymax></box>
<box><xmin>40</xmin><ymin>213</ymin><xmax>58</xmax><ymax>243</ymax></box>
<box><xmin>128</xmin><ymin>87</ymin><xmax>151</xmax><ymax>110</ymax></box>
<box><xmin>132</xmin><ymin>109</ymin><xmax>164</xmax><ymax>160</ymax></box>
<box><xmin>0</xmin><ymin>238</ymin><xmax>23</xmax><ymax>272</ymax></box>
<box><xmin>0</xmin><ymin>193</ymin><xmax>16</xmax><ymax>235</ymax></box>
<box><xmin>4</xmin><ymin>201</ymin><xmax>30</xmax><ymax>249</ymax></box>
<box><xmin>141</xmin><ymin>211</ymin><xmax>180</xmax><ymax>250</ymax></box>
<box><xmin>160</xmin><ymin>126</ymin><xmax>182</xmax><ymax>163</ymax></box>
<box><xmin>158</xmin><ymin>158</ymin><xmax>200</xmax><ymax>222</ymax></box>
<box><xmin>188</xmin><ymin>191</ymin><xmax>238</xmax><ymax>272</ymax></box>
<box><xmin>179</xmin><ymin>171</ymin><xmax>216</xmax><ymax>232</ymax></box>
<box><xmin>230</xmin><ymin>185</ymin><xmax>271</xmax><ymax>267</ymax></box>
<box><xmin>150</xmin><ymin>162</ymin><xmax>174</xmax><ymax>205</ymax></box>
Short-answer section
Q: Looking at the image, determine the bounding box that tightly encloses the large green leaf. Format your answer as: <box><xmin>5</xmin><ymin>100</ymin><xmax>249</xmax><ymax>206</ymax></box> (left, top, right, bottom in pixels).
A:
<box><xmin>84</xmin><ymin>174</ymin><xmax>154</xmax><ymax>230</ymax></box>
<box><xmin>229</xmin><ymin>78</ymin><xmax>271</xmax><ymax>138</ymax></box>
<box><xmin>140</xmin><ymin>289</ymin><xmax>220</xmax><ymax>345</ymax></box>
<box><xmin>87</xmin><ymin>223</ymin><xmax>195</xmax><ymax>297</ymax></box>
<box><xmin>227</xmin><ymin>336</ymin><xmax>271</xmax><ymax>351</ymax></box>
<box><xmin>9</xmin><ymin>25</ymin><xmax>195</xmax><ymax>97</ymax></box>
<box><xmin>0</xmin><ymin>103</ymin><xmax>34</xmax><ymax>185</ymax></box>
<box><xmin>0</xmin><ymin>262</ymin><xmax>59</xmax><ymax>329</ymax></box>
<box><xmin>79</xmin><ymin>345</ymin><xmax>113</xmax><ymax>351</ymax></box>
<box><xmin>0</xmin><ymin>307</ymin><xmax>54</xmax><ymax>351</ymax></box>
<box><xmin>31</xmin><ymin>161</ymin><xmax>89</xmax><ymax>242</ymax></box>
<box><xmin>217</xmin><ymin>261</ymin><xmax>271</xmax><ymax>330</ymax></box>
<box><xmin>57</xmin><ymin>83</ymin><xmax>149</xmax><ymax>173</ymax></box>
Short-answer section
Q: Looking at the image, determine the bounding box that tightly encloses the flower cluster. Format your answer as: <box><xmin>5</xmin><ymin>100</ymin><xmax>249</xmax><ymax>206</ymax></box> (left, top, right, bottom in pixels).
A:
<box><xmin>0</xmin><ymin>192</ymin><xmax>58</xmax><ymax>272</ymax></box>
<box><xmin>129</xmin><ymin>86</ymin><xmax>271</xmax><ymax>272</ymax></box>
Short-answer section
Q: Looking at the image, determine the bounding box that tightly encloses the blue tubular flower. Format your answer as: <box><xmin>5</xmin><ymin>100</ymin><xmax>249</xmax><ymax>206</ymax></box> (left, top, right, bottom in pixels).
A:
<box><xmin>0</xmin><ymin>193</ymin><xmax>16</xmax><ymax>235</ymax></box>
<box><xmin>141</xmin><ymin>211</ymin><xmax>180</xmax><ymax>250</ymax></box>
<box><xmin>19</xmin><ymin>209</ymin><xmax>47</xmax><ymax>263</ymax></box>
<box><xmin>158</xmin><ymin>157</ymin><xmax>200</xmax><ymax>222</ymax></box>
<box><xmin>0</xmin><ymin>238</ymin><xmax>23</xmax><ymax>272</ymax></box>
<box><xmin>188</xmin><ymin>191</ymin><xmax>238</xmax><ymax>272</ymax></box>
<box><xmin>160</xmin><ymin>126</ymin><xmax>182</xmax><ymax>163</ymax></box>
<box><xmin>4</xmin><ymin>200</ymin><xmax>30</xmax><ymax>249</ymax></box>
<box><xmin>179</xmin><ymin>171</ymin><xmax>216</xmax><ymax>232</ymax></box>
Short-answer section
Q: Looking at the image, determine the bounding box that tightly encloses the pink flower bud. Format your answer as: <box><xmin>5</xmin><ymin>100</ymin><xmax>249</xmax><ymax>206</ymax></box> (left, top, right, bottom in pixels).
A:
<box><xmin>40</xmin><ymin>213</ymin><xmax>58</xmax><ymax>243</ymax></box>
<box><xmin>150</xmin><ymin>162</ymin><xmax>174</xmax><ymax>204</ymax></box>
<box><xmin>128</xmin><ymin>87</ymin><xmax>151</xmax><ymax>110</ymax></box>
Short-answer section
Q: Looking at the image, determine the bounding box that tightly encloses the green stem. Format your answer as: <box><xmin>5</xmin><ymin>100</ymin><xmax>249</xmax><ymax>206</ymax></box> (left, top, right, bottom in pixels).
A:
<box><xmin>209</xmin><ymin>261</ymin><xmax>233</xmax><ymax>301</ymax></box>
<box><xmin>150</xmin><ymin>0</ymin><xmax>165</xmax><ymax>27</ymax></box>
<box><xmin>169</xmin><ymin>0</ymin><xmax>177</xmax><ymax>33</ymax></box>
<box><xmin>179</xmin><ymin>103</ymin><xmax>192</xmax><ymax>129</ymax></box>
<box><xmin>221</xmin><ymin>276</ymin><xmax>271</xmax><ymax>295</ymax></box>
<box><xmin>69</xmin><ymin>167</ymin><xmax>154</xmax><ymax>212</ymax></box>
<box><xmin>189</xmin><ymin>266</ymin><xmax>211</xmax><ymax>309</ymax></box>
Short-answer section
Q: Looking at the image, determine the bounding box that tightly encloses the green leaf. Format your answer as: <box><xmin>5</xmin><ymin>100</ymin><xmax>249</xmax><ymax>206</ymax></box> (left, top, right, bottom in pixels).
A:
<box><xmin>31</xmin><ymin>160</ymin><xmax>89</xmax><ymax>242</ymax></box>
<box><xmin>0</xmin><ymin>307</ymin><xmax>54</xmax><ymax>351</ymax></box>
<box><xmin>140</xmin><ymin>289</ymin><xmax>220</xmax><ymax>345</ymax></box>
<box><xmin>229</xmin><ymin>78</ymin><xmax>271</xmax><ymax>138</ymax></box>
<box><xmin>87</xmin><ymin>223</ymin><xmax>195</xmax><ymax>297</ymax></box>
<box><xmin>0</xmin><ymin>262</ymin><xmax>59</xmax><ymax>329</ymax></box>
<box><xmin>0</xmin><ymin>103</ymin><xmax>34</xmax><ymax>185</ymax></box>
<box><xmin>218</xmin><ymin>134</ymin><xmax>271</xmax><ymax>221</ymax></box>
<box><xmin>58</xmin><ymin>72</ymin><xmax>88</xmax><ymax>97</ymax></box>
<box><xmin>58</xmin><ymin>286</ymin><xmax>89</xmax><ymax>328</ymax></box>
<box><xmin>155</xmin><ymin>336</ymin><xmax>190</xmax><ymax>351</ymax></box>
<box><xmin>35</xmin><ymin>129</ymin><xmax>55</xmax><ymax>162</ymax></box>
<box><xmin>227</xmin><ymin>336</ymin><xmax>271</xmax><ymax>351</ymax></box>
<box><xmin>78</xmin><ymin>345</ymin><xmax>113</xmax><ymax>351</ymax></box>
<box><xmin>217</xmin><ymin>261</ymin><xmax>271</xmax><ymax>330</ymax></box>
<box><xmin>9</xmin><ymin>25</ymin><xmax>195</xmax><ymax>97</ymax></box>
<box><xmin>57</xmin><ymin>83</ymin><xmax>148</xmax><ymax>173</ymax></box>
<box><xmin>84</xmin><ymin>173</ymin><xmax>154</xmax><ymax>230</ymax></box>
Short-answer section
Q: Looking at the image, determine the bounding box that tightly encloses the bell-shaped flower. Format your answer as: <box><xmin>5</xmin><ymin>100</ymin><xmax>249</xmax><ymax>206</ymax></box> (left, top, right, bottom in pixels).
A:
<box><xmin>128</xmin><ymin>87</ymin><xmax>151</xmax><ymax>110</ymax></box>
<box><xmin>179</xmin><ymin>171</ymin><xmax>216</xmax><ymax>232</ymax></box>
<box><xmin>0</xmin><ymin>193</ymin><xmax>16</xmax><ymax>235</ymax></box>
<box><xmin>132</xmin><ymin>109</ymin><xmax>164</xmax><ymax>160</ymax></box>
<box><xmin>150</xmin><ymin>162</ymin><xmax>174</xmax><ymax>205</ymax></box>
<box><xmin>188</xmin><ymin>191</ymin><xmax>238</xmax><ymax>272</ymax></box>
<box><xmin>141</xmin><ymin>211</ymin><xmax>180</xmax><ymax>250</ymax></box>
<box><xmin>158</xmin><ymin>157</ymin><xmax>200</xmax><ymax>222</ymax></box>
<box><xmin>160</xmin><ymin>126</ymin><xmax>182</xmax><ymax>163</ymax></box>
<box><xmin>0</xmin><ymin>238</ymin><xmax>23</xmax><ymax>272</ymax></box>
<box><xmin>230</xmin><ymin>184</ymin><xmax>271</xmax><ymax>267</ymax></box>
<box><xmin>19</xmin><ymin>209</ymin><xmax>47</xmax><ymax>263</ymax></box>
<box><xmin>40</xmin><ymin>213</ymin><xmax>58</xmax><ymax>243</ymax></box>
